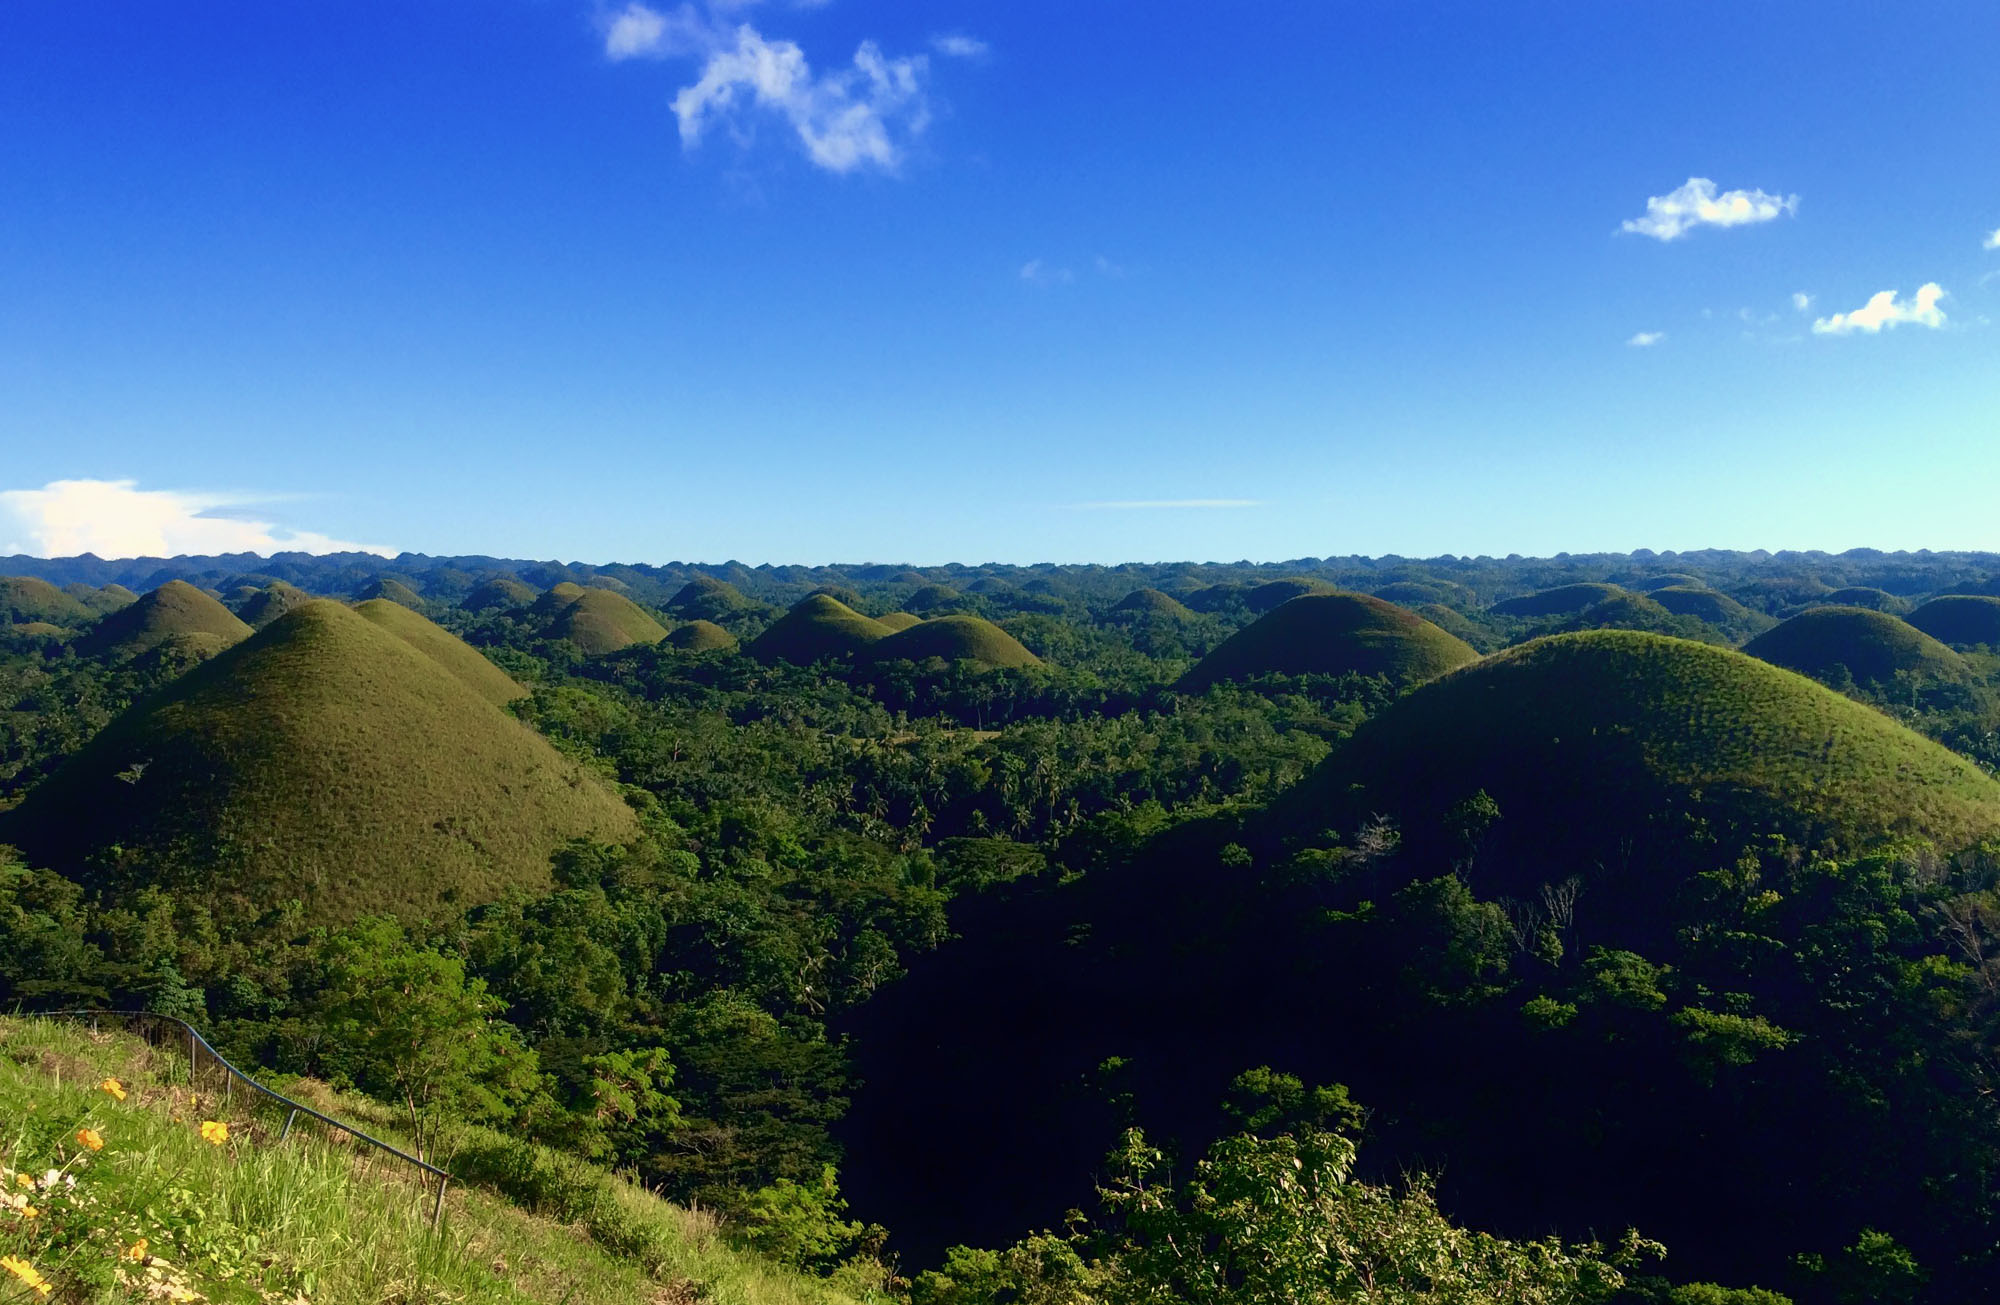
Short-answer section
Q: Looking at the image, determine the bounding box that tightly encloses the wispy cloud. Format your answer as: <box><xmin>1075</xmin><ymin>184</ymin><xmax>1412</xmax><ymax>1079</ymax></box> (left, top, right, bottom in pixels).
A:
<box><xmin>1626</xmin><ymin>331</ymin><xmax>1665</xmax><ymax>347</ymax></box>
<box><xmin>1065</xmin><ymin>499</ymin><xmax>1262</xmax><ymax>510</ymax></box>
<box><xmin>1811</xmin><ymin>283</ymin><xmax>1948</xmax><ymax>336</ymax></box>
<box><xmin>1019</xmin><ymin>258</ymin><xmax>1073</xmax><ymax>286</ymax></box>
<box><xmin>0</xmin><ymin>479</ymin><xmax>394</xmax><ymax>559</ymax></box>
<box><xmin>930</xmin><ymin>34</ymin><xmax>988</xmax><ymax>59</ymax></box>
<box><xmin>1792</xmin><ymin>292</ymin><xmax>1813</xmax><ymax>312</ymax></box>
<box><xmin>1620</xmin><ymin>177</ymin><xmax>1798</xmax><ymax>241</ymax></box>
<box><xmin>604</xmin><ymin>3</ymin><xmax>940</xmax><ymax>174</ymax></box>
<box><xmin>1986</xmin><ymin>226</ymin><xmax>2000</xmax><ymax>251</ymax></box>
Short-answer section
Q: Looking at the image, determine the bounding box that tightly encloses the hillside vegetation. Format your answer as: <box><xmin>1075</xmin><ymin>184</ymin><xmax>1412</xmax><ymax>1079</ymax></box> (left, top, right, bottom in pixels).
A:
<box><xmin>3</xmin><ymin>599</ymin><xmax>636</xmax><ymax>924</ymax></box>
<box><xmin>1179</xmin><ymin>592</ymin><xmax>1478</xmax><ymax>691</ymax></box>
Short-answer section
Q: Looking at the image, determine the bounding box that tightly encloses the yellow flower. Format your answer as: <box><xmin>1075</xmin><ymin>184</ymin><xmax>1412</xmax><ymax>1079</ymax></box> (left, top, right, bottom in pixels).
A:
<box><xmin>12</xmin><ymin>1173</ymin><xmax>30</xmax><ymax>1189</ymax></box>
<box><xmin>199</xmin><ymin>1120</ymin><xmax>228</xmax><ymax>1146</ymax></box>
<box><xmin>1</xmin><ymin>1254</ymin><xmax>52</xmax><ymax>1297</ymax></box>
<box><xmin>125</xmin><ymin>1238</ymin><xmax>149</xmax><ymax>1262</ymax></box>
<box><xmin>76</xmin><ymin>1127</ymin><xmax>105</xmax><ymax>1151</ymax></box>
<box><xmin>99</xmin><ymin>1077</ymin><xmax>128</xmax><ymax>1102</ymax></box>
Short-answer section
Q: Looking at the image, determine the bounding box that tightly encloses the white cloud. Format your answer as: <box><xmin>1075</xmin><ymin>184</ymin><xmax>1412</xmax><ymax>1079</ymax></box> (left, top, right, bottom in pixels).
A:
<box><xmin>672</xmin><ymin>24</ymin><xmax>930</xmax><ymax>173</ymax></box>
<box><xmin>1985</xmin><ymin>226</ymin><xmax>2000</xmax><ymax>251</ymax></box>
<box><xmin>1019</xmin><ymin>258</ymin><xmax>1073</xmax><ymax>286</ymax></box>
<box><xmin>1066</xmin><ymin>499</ymin><xmax>1261</xmax><ymax>510</ymax></box>
<box><xmin>1811</xmin><ymin>283</ymin><xmax>1948</xmax><ymax>336</ymax></box>
<box><xmin>1792</xmin><ymin>292</ymin><xmax>1813</xmax><ymax>312</ymax></box>
<box><xmin>1620</xmin><ymin>177</ymin><xmax>1798</xmax><ymax>241</ymax></box>
<box><xmin>930</xmin><ymin>34</ymin><xmax>988</xmax><ymax>59</ymax></box>
<box><xmin>1626</xmin><ymin>331</ymin><xmax>1665</xmax><ymax>347</ymax></box>
<box><xmin>0</xmin><ymin>479</ymin><xmax>394</xmax><ymax>559</ymax></box>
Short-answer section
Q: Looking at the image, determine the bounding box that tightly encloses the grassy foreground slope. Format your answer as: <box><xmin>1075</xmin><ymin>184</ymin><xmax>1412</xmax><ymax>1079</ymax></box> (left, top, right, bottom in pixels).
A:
<box><xmin>1281</xmin><ymin>630</ymin><xmax>2000</xmax><ymax>854</ymax></box>
<box><xmin>0</xmin><ymin>1016</ymin><xmax>859</xmax><ymax>1305</ymax></box>
<box><xmin>1179</xmin><ymin>592</ymin><xmax>1478</xmax><ymax>691</ymax></box>
<box><xmin>3</xmin><ymin>600</ymin><xmax>636</xmax><ymax>924</ymax></box>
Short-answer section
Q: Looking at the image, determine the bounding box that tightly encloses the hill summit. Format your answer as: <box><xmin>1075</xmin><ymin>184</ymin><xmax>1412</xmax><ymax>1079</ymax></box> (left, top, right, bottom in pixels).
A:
<box><xmin>1743</xmin><ymin>606</ymin><xmax>1969</xmax><ymax>689</ymax></box>
<box><xmin>77</xmin><ymin>580</ymin><xmax>252</xmax><ymax>661</ymax></box>
<box><xmin>1179</xmin><ymin>591</ymin><xmax>1478</xmax><ymax>691</ymax></box>
<box><xmin>748</xmin><ymin>595</ymin><xmax>891</xmax><ymax>665</ymax></box>
<box><xmin>3</xmin><ymin>599</ymin><xmax>635</xmax><ymax>924</ymax></box>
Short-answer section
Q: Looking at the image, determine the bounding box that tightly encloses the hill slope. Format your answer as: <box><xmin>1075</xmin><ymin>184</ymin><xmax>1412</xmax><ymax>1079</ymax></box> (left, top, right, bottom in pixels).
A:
<box><xmin>236</xmin><ymin>581</ymin><xmax>314</xmax><ymax>628</ymax></box>
<box><xmin>77</xmin><ymin>581</ymin><xmax>252</xmax><ymax>660</ymax></box>
<box><xmin>1110</xmin><ymin>588</ymin><xmax>1195</xmax><ymax>620</ymax></box>
<box><xmin>748</xmin><ymin>595</ymin><xmax>891</xmax><ymax>665</ymax></box>
<box><xmin>1179</xmin><ymin>592</ymin><xmax>1478</xmax><ymax>691</ymax></box>
<box><xmin>664</xmin><ymin>619</ymin><xmax>739</xmax><ymax>652</ymax></box>
<box><xmin>4</xmin><ymin>600</ymin><xmax>635</xmax><ymax>923</ymax></box>
<box><xmin>548</xmin><ymin>589</ymin><xmax>668</xmax><ymax>655</ymax></box>
<box><xmin>1490</xmin><ymin>582</ymin><xmax>1627</xmax><ymax>617</ymax></box>
<box><xmin>464</xmin><ymin>576</ymin><xmax>538</xmax><ymax>611</ymax></box>
<box><xmin>1907</xmin><ymin>595</ymin><xmax>2000</xmax><ymax>647</ymax></box>
<box><xmin>866</xmin><ymin>616</ymin><xmax>1042</xmax><ymax>669</ymax></box>
<box><xmin>1</xmin><ymin>576</ymin><xmax>92</xmax><ymax>626</ymax></box>
<box><xmin>1743</xmin><ymin>607</ymin><xmax>1970</xmax><ymax>689</ymax></box>
<box><xmin>353</xmin><ymin>598</ymin><xmax>525</xmax><ymax>704</ymax></box>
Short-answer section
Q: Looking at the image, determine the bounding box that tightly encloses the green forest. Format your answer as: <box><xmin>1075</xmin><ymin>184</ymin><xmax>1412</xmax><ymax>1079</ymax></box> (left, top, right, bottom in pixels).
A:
<box><xmin>8</xmin><ymin>546</ymin><xmax>2000</xmax><ymax>1303</ymax></box>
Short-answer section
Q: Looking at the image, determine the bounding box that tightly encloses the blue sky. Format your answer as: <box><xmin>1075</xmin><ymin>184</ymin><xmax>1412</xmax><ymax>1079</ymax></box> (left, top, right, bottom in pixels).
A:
<box><xmin>2</xmin><ymin>0</ymin><xmax>1995</xmax><ymax>565</ymax></box>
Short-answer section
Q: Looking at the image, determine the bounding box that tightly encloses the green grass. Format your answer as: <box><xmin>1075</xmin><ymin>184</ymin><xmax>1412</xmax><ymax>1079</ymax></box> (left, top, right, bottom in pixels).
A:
<box><xmin>0</xmin><ymin>577</ymin><xmax>92</xmax><ymax>628</ymax></box>
<box><xmin>1489</xmin><ymin>582</ymin><xmax>1627</xmax><ymax>616</ymax></box>
<box><xmin>1244</xmin><ymin>577</ymin><xmax>1340</xmax><ymax>613</ymax></box>
<box><xmin>0</xmin><ymin>1016</ymin><xmax>866</xmax><ymax>1305</ymax></box>
<box><xmin>1109</xmin><ymin>588</ymin><xmax>1194</xmax><ymax>620</ymax></box>
<box><xmin>462</xmin><ymin>577</ymin><xmax>538</xmax><ymax>611</ymax></box>
<box><xmin>1279</xmin><ymin>630</ymin><xmax>2000</xmax><ymax>854</ymax></box>
<box><xmin>62</xmin><ymin>583</ymin><xmax>140</xmax><ymax>616</ymax></box>
<box><xmin>235</xmin><ymin>581</ymin><xmax>313</xmax><ymax>629</ymax></box>
<box><xmin>748</xmin><ymin>596</ymin><xmax>891</xmax><ymax>666</ymax></box>
<box><xmin>353</xmin><ymin>598</ymin><xmax>526</xmax><ymax>704</ymax></box>
<box><xmin>873</xmin><ymin>612</ymin><xmax>922</xmax><ymax>632</ymax></box>
<box><xmin>546</xmin><ymin>589</ymin><xmax>669</xmax><ymax>656</ymax></box>
<box><xmin>1907</xmin><ymin>595</ymin><xmax>2000</xmax><ymax>648</ymax></box>
<box><xmin>667</xmin><ymin>575</ymin><xmax>757</xmax><ymax>622</ymax></box>
<box><xmin>528</xmin><ymin>583</ymin><xmax>589</xmax><ymax>620</ymax></box>
<box><xmin>359</xmin><ymin>578</ymin><xmax>427</xmax><ymax>610</ymax></box>
<box><xmin>865</xmin><ymin>615</ymin><xmax>1041</xmax><ymax>670</ymax></box>
<box><xmin>1648</xmin><ymin>585</ymin><xmax>1760</xmax><ymax>626</ymax></box>
<box><xmin>1627</xmin><ymin>573</ymin><xmax>1708</xmax><ymax>592</ymax></box>
<box><xmin>1179</xmin><ymin>591</ymin><xmax>1479</xmax><ymax>692</ymax></box>
<box><xmin>665</xmin><ymin>619</ymin><xmax>740</xmax><ymax>652</ymax></box>
<box><xmin>1819</xmin><ymin>586</ymin><xmax>1911</xmax><ymax>614</ymax></box>
<box><xmin>1743</xmin><ymin>606</ymin><xmax>1970</xmax><ymax>688</ymax></box>
<box><xmin>77</xmin><ymin>581</ymin><xmax>252</xmax><ymax>661</ymax></box>
<box><xmin>3</xmin><ymin>599</ymin><xmax>637</xmax><ymax>925</ymax></box>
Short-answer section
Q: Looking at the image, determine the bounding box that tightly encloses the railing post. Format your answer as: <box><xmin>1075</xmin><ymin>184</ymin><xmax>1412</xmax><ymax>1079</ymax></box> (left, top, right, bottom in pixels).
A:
<box><xmin>280</xmin><ymin>1108</ymin><xmax>298</xmax><ymax>1142</ymax></box>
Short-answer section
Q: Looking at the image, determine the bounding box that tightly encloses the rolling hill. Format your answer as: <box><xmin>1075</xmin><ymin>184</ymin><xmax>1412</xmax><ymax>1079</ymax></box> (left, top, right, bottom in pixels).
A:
<box><xmin>1743</xmin><ymin>607</ymin><xmax>1970</xmax><ymax>689</ymax></box>
<box><xmin>1490</xmin><ymin>582</ymin><xmax>1627</xmax><ymax>617</ymax></box>
<box><xmin>667</xmin><ymin>574</ymin><xmax>759</xmax><ymax>622</ymax></box>
<box><xmin>1648</xmin><ymin>584</ymin><xmax>1762</xmax><ymax>627</ymax></box>
<box><xmin>1109</xmin><ymin>588</ymin><xmax>1196</xmax><ymax>621</ymax></box>
<box><xmin>235</xmin><ymin>581</ymin><xmax>314</xmax><ymax>628</ymax></box>
<box><xmin>664</xmin><ymin>619</ymin><xmax>739</xmax><ymax>652</ymax></box>
<box><xmin>748</xmin><ymin>594</ymin><xmax>892</xmax><ymax>665</ymax></box>
<box><xmin>353</xmin><ymin>598</ymin><xmax>525</xmax><ymax>704</ymax></box>
<box><xmin>903</xmin><ymin>584</ymin><xmax>964</xmax><ymax>613</ymax></box>
<box><xmin>1178</xmin><ymin>592</ymin><xmax>1478</xmax><ymax>691</ymax></box>
<box><xmin>63</xmin><ymin>581</ymin><xmax>139</xmax><ymax>614</ymax></box>
<box><xmin>357</xmin><ymin>577</ymin><xmax>427</xmax><ymax>609</ymax></box>
<box><xmin>874</xmin><ymin>611</ymin><xmax>923</xmax><ymax>631</ymax></box>
<box><xmin>1244</xmin><ymin>577</ymin><xmax>1341</xmax><ymax>612</ymax></box>
<box><xmin>547</xmin><ymin>588</ymin><xmax>669</xmax><ymax>655</ymax></box>
<box><xmin>865</xmin><ymin>616</ymin><xmax>1042</xmax><ymax>670</ymax></box>
<box><xmin>463</xmin><ymin>576</ymin><xmax>538</xmax><ymax>611</ymax></box>
<box><xmin>1</xmin><ymin>576</ymin><xmax>91</xmax><ymax>626</ymax></box>
<box><xmin>3</xmin><ymin>599</ymin><xmax>636</xmax><ymax>924</ymax></box>
<box><xmin>1907</xmin><ymin>595</ymin><xmax>2000</xmax><ymax>648</ymax></box>
<box><xmin>77</xmin><ymin>580</ymin><xmax>252</xmax><ymax>661</ymax></box>
<box><xmin>1818</xmin><ymin>586</ymin><xmax>1911</xmax><ymax>613</ymax></box>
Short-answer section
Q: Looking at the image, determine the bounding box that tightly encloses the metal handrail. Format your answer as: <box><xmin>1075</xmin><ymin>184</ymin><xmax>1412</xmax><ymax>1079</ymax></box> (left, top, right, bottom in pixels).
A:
<box><xmin>37</xmin><ymin>1009</ymin><xmax>452</xmax><ymax>1226</ymax></box>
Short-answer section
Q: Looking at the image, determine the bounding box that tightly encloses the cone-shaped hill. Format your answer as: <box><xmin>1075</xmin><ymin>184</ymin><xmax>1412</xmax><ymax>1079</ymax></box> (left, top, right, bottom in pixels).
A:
<box><xmin>1272</xmin><ymin>631</ymin><xmax>2000</xmax><ymax>863</ymax></box>
<box><xmin>1546</xmin><ymin>592</ymin><xmax>1686</xmax><ymax>635</ymax></box>
<box><xmin>353</xmin><ymin>598</ymin><xmax>525</xmax><ymax>704</ymax></box>
<box><xmin>236</xmin><ymin>581</ymin><xmax>313</xmax><ymax>629</ymax></box>
<box><xmin>1490</xmin><ymin>582</ymin><xmax>1626</xmax><ymax>616</ymax></box>
<box><xmin>903</xmin><ymin>584</ymin><xmax>964</xmax><ymax>613</ymax></box>
<box><xmin>1648</xmin><ymin>585</ymin><xmax>1760</xmax><ymax>626</ymax></box>
<box><xmin>77</xmin><ymin>581</ymin><xmax>252</xmax><ymax>662</ymax></box>
<box><xmin>1818</xmin><ymin>586</ymin><xmax>1910</xmax><ymax>614</ymax></box>
<box><xmin>1907</xmin><ymin>596</ymin><xmax>2000</xmax><ymax>648</ymax></box>
<box><xmin>1245</xmin><ymin>577</ymin><xmax>1339</xmax><ymax>612</ymax></box>
<box><xmin>63</xmin><ymin>582</ymin><xmax>140</xmax><ymax>615</ymax></box>
<box><xmin>530</xmin><ymin>582</ymin><xmax>590</xmax><ymax>617</ymax></box>
<box><xmin>875</xmin><ymin>612</ymin><xmax>923</xmax><ymax>632</ymax></box>
<box><xmin>1</xmin><ymin>577</ymin><xmax>91</xmax><ymax>627</ymax></box>
<box><xmin>748</xmin><ymin>595</ymin><xmax>891</xmax><ymax>665</ymax></box>
<box><xmin>664</xmin><ymin>619</ymin><xmax>738</xmax><ymax>652</ymax></box>
<box><xmin>2</xmin><ymin>600</ymin><xmax>636</xmax><ymax>925</ymax></box>
<box><xmin>547</xmin><ymin>589</ymin><xmax>668</xmax><ymax>655</ymax></box>
<box><xmin>464</xmin><ymin>577</ymin><xmax>537</xmax><ymax>611</ymax></box>
<box><xmin>667</xmin><ymin>575</ymin><xmax>758</xmax><ymax>622</ymax></box>
<box><xmin>1743</xmin><ymin>607</ymin><xmax>1970</xmax><ymax>689</ymax></box>
<box><xmin>1178</xmin><ymin>592</ymin><xmax>1478</xmax><ymax>692</ymax></box>
<box><xmin>1109</xmin><ymin>588</ymin><xmax>1195</xmax><ymax>621</ymax></box>
<box><xmin>865</xmin><ymin>616</ymin><xmax>1041</xmax><ymax>670</ymax></box>
<box><xmin>357</xmin><ymin>577</ymin><xmax>426</xmax><ymax>609</ymax></box>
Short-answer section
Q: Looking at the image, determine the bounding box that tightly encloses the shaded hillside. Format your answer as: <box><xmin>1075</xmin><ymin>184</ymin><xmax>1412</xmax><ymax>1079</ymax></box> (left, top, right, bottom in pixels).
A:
<box><xmin>63</xmin><ymin>582</ymin><xmax>139</xmax><ymax>615</ymax></box>
<box><xmin>530</xmin><ymin>583</ymin><xmax>590</xmax><ymax>618</ymax></box>
<box><xmin>1648</xmin><ymin>584</ymin><xmax>1767</xmax><ymax>630</ymax></box>
<box><xmin>664</xmin><ymin>619</ymin><xmax>738</xmax><ymax>652</ymax></box>
<box><xmin>548</xmin><ymin>588</ymin><xmax>668</xmax><ymax>655</ymax></box>
<box><xmin>1908</xmin><ymin>595</ymin><xmax>2000</xmax><ymax>648</ymax></box>
<box><xmin>77</xmin><ymin>581</ymin><xmax>252</xmax><ymax>661</ymax></box>
<box><xmin>464</xmin><ymin>576</ymin><xmax>537</xmax><ymax>611</ymax></box>
<box><xmin>1244</xmin><ymin>577</ymin><xmax>1339</xmax><ymax>613</ymax></box>
<box><xmin>353</xmin><ymin>598</ymin><xmax>525</xmax><ymax>704</ymax></box>
<box><xmin>236</xmin><ymin>581</ymin><xmax>313</xmax><ymax>628</ymax></box>
<box><xmin>357</xmin><ymin>577</ymin><xmax>426</xmax><ymax>609</ymax></box>
<box><xmin>667</xmin><ymin>574</ymin><xmax>759</xmax><ymax>623</ymax></box>
<box><xmin>1490</xmin><ymin>582</ymin><xmax>1626</xmax><ymax>617</ymax></box>
<box><xmin>866</xmin><ymin>616</ymin><xmax>1041</xmax><ymax>670</ymax></box>
<box><xmin>1178</xmin><ymin>592</ymin><xmax>1477</xmax><ymax>691</ymax></box>
<box><xmin>1818</xmin><ymin>586</ymin><xmax>1911</xmax><ymax>614</ymax></box>
<box><xmin>4</xmin><ymin>600</ymin><xmax>636</xmax><ymax>924</ymax></box>
<box><xmin>748</xmin><ymin>595</ymin><xmax>890</xmax><ymax>665</ymax></box>
<box><xmin>1</xmin><ymin>577</ymin><xmax>91</xmax><ymax>626</ymax></box>
<box><xmin>903</xmin><ymin>584</ymin><xmax>964</xmax><ymax>614</ymax></box>
<box><xmin>1744</xmin><ymin>607</ymin><xmax>1970</xmax><ymax>690</ymax></box>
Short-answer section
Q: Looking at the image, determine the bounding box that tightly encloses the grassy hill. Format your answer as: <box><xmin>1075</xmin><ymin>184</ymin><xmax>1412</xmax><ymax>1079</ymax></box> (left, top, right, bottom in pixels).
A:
<box><xmin>0</xmin><ymin>576</ymin><xmax>92</xmax><ymax>626</ymax></box>
<box><xmin>1819</xmin><ymin>586</ymin><xmax>1911</xmax><ymax>613</ymax></box>
<box><xmin>77</xmin><ymin>581</ymin><xmax>252</xmax><ymax>661</ymax></box>
<box><xmin>357</xmin><ymin>577</ymin><xmax>427</xmax><ymax>609</ymax></box>
<box><xmin>667</xmin><ymin>574</ymin><xmax>758</xmax><ymax>622</ymax></box>
<box><xmin>866</xmin><ymin>615</ymin><xmax>1041</xmax><ymax>670</ymax></box>
<box><xmin>1743</xmin><ymin>606</ymin><xmax>1970</xmax><ymax>689</ymax></box>
<box><xmin>353</xmin><ymin>597</ymin><xmax>526</xmax><ymax>704</ymax></box>
<box><xmin>1276</xmin><ymin>630</ymin><xmax>2000</xmax><ymax>857</ymax></box>
<box><xmin>1179</xmin><ymin>592</ymin><xmax>1479</xmax><ymax>692</ymax></box>
<box><xmin>903</xmin><ymin>584</ymin><xmax>964</xmax><ymax>613</ymax></box>
<box><xmin>874</xmin><ymin>611</ymin><xmax>923</xmax><ymax>631</ymax></box>
<box><xmin>1648</xmin><ymin>584</ymin><xmax>1762</xmax><ymax>627</ymax></box>
<box><xmin>1373</xmin><ymin>580</ymin><xmax>1457</xmax><ymax>606</ymax></box>
<box><xmin>464</xmin><ymin>576</ymin><xmax>538</xmax><ymax>610</ymax></box>
<box><xmin>529</xmin><ymin>582</ymin><xmax>590</xmax><ymax>619</ymax></box>
<box><xmin>3</xmin><ymin>600</ymin><xmax>636</xmax><ymax>924</ymax></box>
<box><xmin>1490</xmin><ymin>582</ymin><xmax>1627</xmax><ymax>616</ymax></box>
<box><xmin>664</xmin><ymin>618</ymin><xmax>739</xmax><ymax>652</ymax></box>
<box><xmin>1245</xmin><ymin>577</ymin><xmax>1340</xmax><ymax>612</ymax></box>
<box><xmin>748</xmin><ymin>595</ymin><xmax>891</xmax><ymax>665</ymax></box>
<box><xmin>0</xmin><ymin>1016</ymin><xmax>861</xmax><ymax>1305</ymax></box>
<box><xmin>1110</xmin><ymin>587</ymin><xmax>1195</xmax><ymax>620</ymax></box>
<box><xmin>1907</xmin><ymin>595</ymin><xmax>2000</xmax><ymax>648</ymax></box>
<box><xmin>1627</xmin><ymin>573</ymin><xmax>1707</xmax><ymax>592</ymax></box>
<box><xmin>235</xmin><ymin>580</ymin><xmax>313</xmax><ymax>628</ymax></box>
<box><xmin>547</xmin><ymin>588</ymin><xmax>668</xmax><ymax>655</ymax></box>
<box><xmin>63</xmin><ymin>581</ymin><xmax>140</xmax><ymax>615</ymax></box>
